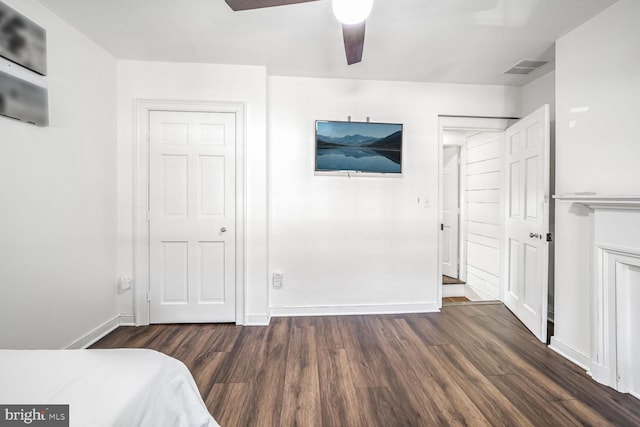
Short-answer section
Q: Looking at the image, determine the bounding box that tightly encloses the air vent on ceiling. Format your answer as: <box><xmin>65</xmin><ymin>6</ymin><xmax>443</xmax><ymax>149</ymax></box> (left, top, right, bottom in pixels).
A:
<box><xmin>504</xmin><ymin>59</ymin><xmax>548</xmax><ymax>75</ymax></box>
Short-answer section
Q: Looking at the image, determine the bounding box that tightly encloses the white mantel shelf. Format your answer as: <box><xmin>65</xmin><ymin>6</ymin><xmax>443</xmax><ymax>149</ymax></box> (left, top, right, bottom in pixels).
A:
<box><xmin>553</xmin><ymin>195</ymin><xmax>640</xmax><ymax>210</ymax></box>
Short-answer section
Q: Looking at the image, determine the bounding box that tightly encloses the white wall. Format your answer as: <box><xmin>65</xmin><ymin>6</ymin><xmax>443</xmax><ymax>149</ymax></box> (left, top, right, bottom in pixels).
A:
<box><xmin>522</xmin><ymin>71</ymin><xmax>556</xmax><ymax>119</ymax></box>
<box><xmin>552</xmin><ymin>0</ymin><xmax>640</xmax><ymax>365</ymax></box>
<box><xmin>0</xmin><ymin>0</ymin><xmax>118</xmax><ymax>348</ymax></box>
<box><xmin>268</xmin><ymin>76</ymin><xmax>520</xmax><ymax>315</ymax></box>
<box><xmin>116</xmin><ymin>61</ymin><xmax>269</xmax><ymax>323</ymax></box>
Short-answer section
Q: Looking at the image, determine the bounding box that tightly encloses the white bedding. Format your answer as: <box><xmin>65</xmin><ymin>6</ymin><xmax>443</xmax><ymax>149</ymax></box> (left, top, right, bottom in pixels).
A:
<box><xmin>0</xmin><ymin>349</ymin><xmax>219</xmax><ymax>427</ymax></box>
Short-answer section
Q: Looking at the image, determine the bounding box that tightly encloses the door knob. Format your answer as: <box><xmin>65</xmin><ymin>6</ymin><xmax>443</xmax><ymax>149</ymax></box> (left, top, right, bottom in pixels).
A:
<box><xmin>220</xmin><ymin>227</ymin><xmax>227</xmax><ymax>233</ymax></box>
<box><xmin>529</xmin><ymin>232</ymin><xmax>541</xmax><ymax>239</ymax></box>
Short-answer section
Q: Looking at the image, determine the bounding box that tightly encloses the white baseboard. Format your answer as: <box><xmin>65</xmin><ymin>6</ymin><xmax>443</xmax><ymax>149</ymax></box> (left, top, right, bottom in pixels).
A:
<box><xmin>244</xmin><ymin>314</ymin><xmax>271</xmax><ymax>326</ymax></box>
<box><xmin>441</xmin><ymin>283</ymin><xmax>495</xmax><ymax>302</ymax></box>
<box><xmin>549</xmin><ymin>336</ymin><xmax>591</xmax><ymax>372</ymax></box>
<box><xmin>67</xmin><ymin>315</ymin><xmax>120</xmax><ymax>349</ymax></box>
<box><xmin>270</xmin><ymin>302</ymin><xmax>440</xmax><ymax>318</ymax></box>
<box><xmin>119</xmin><ymin>314</ymin><xmax>135</xmax><ymax>326</ymax></box>
<box><xmin>66</xmin><ymin>314</ymin><xmax>136</xmax><ymax>349</ymax></box>
<box><xmin>443</xmin><ymin>284</ymin><xmax>465</xmax><ymax>297</ymax></box>
<box><xmin>464</xmin><ymin>285</ymin><xmax>482</xmax><ymax>301</ymax></box>
<box><xmin>465</xmin><ymin>284</ymin><xmax>497</xmax><ymax>301</ymax></box>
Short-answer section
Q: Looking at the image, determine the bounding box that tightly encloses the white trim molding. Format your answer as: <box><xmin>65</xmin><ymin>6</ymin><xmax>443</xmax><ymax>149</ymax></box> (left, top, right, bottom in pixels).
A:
<box><xmin>442</xmin><ymin>284</ymin><xmax>465</xmax><ymax>297</ymax></box>
<box><xmin>119</xmin><ymin>314</ymin><xmax>136</xmax><ymax>326</ymax></box>
<box><xmin>555</xmin><ymin>194</ymin><xmax>640</xmax><ymax>397</ymax></box>
<box><xmin>548</xmin><ymin>336</ymin><xmax>591</xmax><ymax>372</ymax></box>
<box><xmin>437</xmin><ymin>116</ymin><xmax>517</xmax><ymax>308</ymax></box>
<box><xmin>133</xmin><ymin>99</ymin><xmax>247</xmax><ymax>326</ymax></box>
<box><xmin>66</xmin><ymin>316</ymin><xmax>120</xmax><ymax>349</ymax></box>
<box><xmin>270</xmin><ymin>302</ymin><xmax>440</xmax><ymax>318</ymax></box>
<box><xmin>554</xmin><ymin>194</ymin><xmax>640</xmax><ymax>210</ymax></box>
<box><xmin>591</xmin><ymin>245</ymin><xmax>640</xmax><ymax>394</ymax></box>
<box><xmin>245</xmin><ymin>315</ymin><xmax>271</xmax><ymax>326</ymax></box>
<box><xmin>66</xmin><ymin>314</ymin><xmax>138</xmax><ymax>349</ymax></box>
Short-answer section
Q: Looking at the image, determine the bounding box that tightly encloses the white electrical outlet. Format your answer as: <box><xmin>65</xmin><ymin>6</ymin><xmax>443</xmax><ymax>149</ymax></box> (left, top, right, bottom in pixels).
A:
<box><xmin>417</xmin><ymin>196</ymin><xmax>430</xmax><ymax>208</ymax></box>
<box><xmin>118</xmin><ymin>275</ymin><xmax>133</xmax><ymax>293</ymax></box>
<box><xmin>272</xmin><ymin>273</ymin><xmax>284</xmax><ymax>289</ymax></box>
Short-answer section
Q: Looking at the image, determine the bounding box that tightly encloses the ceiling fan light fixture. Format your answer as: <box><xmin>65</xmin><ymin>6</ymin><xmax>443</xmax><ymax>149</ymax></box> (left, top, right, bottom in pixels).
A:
<box><xmin>332</xmin><ymin>0</ymin><xmax>373</xmax><ymax>25</ymax></box>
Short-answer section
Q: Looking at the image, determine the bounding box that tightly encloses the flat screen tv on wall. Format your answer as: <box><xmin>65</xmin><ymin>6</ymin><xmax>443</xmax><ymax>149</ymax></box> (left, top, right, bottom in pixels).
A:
<box><xmin>315</xmin><ymin>120</ymin><xmax>403</xmax><ymax>174</ymax></box>
<box><xmin>0</xmin><ymin>1</ymin><xmax>48</xmax><ymax>75</ymax></box>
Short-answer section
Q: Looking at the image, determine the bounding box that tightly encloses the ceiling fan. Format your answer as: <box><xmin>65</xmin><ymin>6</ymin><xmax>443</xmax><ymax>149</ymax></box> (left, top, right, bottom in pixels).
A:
<box><xmin>224</xmin><ymin>0</ymin><xmax>373</xmax><ymax>65</ymax></box>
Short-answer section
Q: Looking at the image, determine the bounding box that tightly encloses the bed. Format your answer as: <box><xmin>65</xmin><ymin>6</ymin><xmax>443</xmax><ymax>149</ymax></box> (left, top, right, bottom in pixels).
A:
<box><xmin>0</xmin><ymin>349</ymin><xmax>219</xmax><ymax>427</ymax></box>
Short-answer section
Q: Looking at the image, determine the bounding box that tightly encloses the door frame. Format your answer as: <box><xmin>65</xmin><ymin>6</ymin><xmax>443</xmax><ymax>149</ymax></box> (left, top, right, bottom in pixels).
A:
<box><xmin>437</xmin><ymin>115</ymin><xmax>517</xmax><ymax>307</ymax></box>
<box><xmin>133</xmin><ymin>99</ymin><xmax>246</xmax><ymax>326</ymax></box>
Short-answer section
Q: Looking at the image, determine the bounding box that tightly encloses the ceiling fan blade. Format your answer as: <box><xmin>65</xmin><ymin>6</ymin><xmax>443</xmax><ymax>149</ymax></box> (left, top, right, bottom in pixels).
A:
<box><xmin>225</xmin><ymin>0</ymin><xmax>320</xmax><ymax>11</ymax></box>
<box><xmin>342</xmin><ymin>21</ymin><xmax>366</xmax><ymax>65</ymax></box>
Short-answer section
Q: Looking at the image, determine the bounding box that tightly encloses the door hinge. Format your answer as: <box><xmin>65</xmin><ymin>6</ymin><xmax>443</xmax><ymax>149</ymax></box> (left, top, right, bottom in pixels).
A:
<box><xmin>147</xmin><ymin>290</ymin><xmax>152</xmax><ymax>302</ymax></box>
<box><xmin>440</xmin><ymin>223</ymin><xmax>444</xmax><ymax>231</ymax></box>
<box><xmin>146</xmin><ymin>211</ymin><xmax>151</xmax><ymax>221</ymax></box>
<box><xmin>546</xmin><ymin>232</ymin><xmax>553</xmax><ymax>242</ymax></box>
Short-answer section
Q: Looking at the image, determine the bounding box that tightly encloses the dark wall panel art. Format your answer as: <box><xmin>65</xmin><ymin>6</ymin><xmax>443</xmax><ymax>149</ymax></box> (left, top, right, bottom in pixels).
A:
<box><xmin>0</xmin><ymin>1</ymin><xmax>47</xmax><ymax>75</ymax></box>
<box><xmin>0</xmin><ymin>69</ymin><xmax>48</xmax><ymax>126</ymax></box>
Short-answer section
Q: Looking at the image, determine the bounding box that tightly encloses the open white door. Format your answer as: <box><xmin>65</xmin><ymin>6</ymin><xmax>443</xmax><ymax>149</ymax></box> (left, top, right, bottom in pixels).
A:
<box><xmin>442</xmin><ymin>146</ymin><xmax>460</xmax><ymax>278</ymax></box>
<box><xmin>148</xmin><ymin>110</ymin><xmax>236</xmax><ymax>323</ymax></box>
<box><xmin>503</xmin><ymin>105</ymin><xmax>550</xmax><ymax>342</ymax></box>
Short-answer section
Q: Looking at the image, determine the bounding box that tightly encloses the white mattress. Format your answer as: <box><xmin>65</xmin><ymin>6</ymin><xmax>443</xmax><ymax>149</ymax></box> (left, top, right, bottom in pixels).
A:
<box><xmin>0</xmin><ymin>349</ymin><xmax>219</xmax><ymax>427</ymax></box>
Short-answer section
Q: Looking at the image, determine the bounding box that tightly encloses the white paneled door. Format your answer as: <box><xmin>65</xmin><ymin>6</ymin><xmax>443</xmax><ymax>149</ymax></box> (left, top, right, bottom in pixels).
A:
<box><xmin>503</xmin><ymin>105</ymin><xmax>550</xmax><ymax>342</ymax></box>
<box><xmin>442</xmin><ymin>146</ymin><xmax>460</xmax><ymax>278</ymax></box>
<box><xmin>148</xmin><ymin>110</ymin><xmax>236</xmax><ymax>323</ymax></box>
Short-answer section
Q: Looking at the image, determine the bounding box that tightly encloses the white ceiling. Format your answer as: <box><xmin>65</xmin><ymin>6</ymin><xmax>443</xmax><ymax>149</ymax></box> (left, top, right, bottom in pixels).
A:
<box><xmin>37</xmin><ymin>0</ymin><xmax>616</xmax><ymax>86</ymax></box>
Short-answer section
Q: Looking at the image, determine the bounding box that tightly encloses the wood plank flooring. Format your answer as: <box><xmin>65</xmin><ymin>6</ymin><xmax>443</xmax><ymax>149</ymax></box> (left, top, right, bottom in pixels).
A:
<box><xmin>442</xmin><ymin>275</ymin><xmax>465</xmax><ymax>285</ymax></box>
<box><xmin>92</xmin><ymin>303</ymin><xmax>640</xmax><ymax>426</ymax></box>
<box><xmin>442</xmin><ymin>296</ymin><xmax>470</xmax><ymax>304</ymax></box>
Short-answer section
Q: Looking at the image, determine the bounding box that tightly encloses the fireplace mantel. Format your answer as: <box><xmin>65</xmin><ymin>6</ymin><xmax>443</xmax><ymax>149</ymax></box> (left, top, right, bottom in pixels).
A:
<box><xmin>554</xmin><ymin>194</ymin><xmax>640</xmax><ymax>398</ymax></box>
<box><xmin>554</xmin><ymin>195</ymin><xmax>640</xmax><ymax>210</ymax></box>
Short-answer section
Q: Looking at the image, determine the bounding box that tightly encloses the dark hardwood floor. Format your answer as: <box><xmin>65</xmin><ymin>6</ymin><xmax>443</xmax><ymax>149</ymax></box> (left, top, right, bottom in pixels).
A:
<box><xmin>442</xmin><ymin>275</ymin><xmax>465</xmax><ymax>285</ymax></box>
<box><xmin>92</xmin><ymin>304</ymin><xmax>640</xmax><ymax>426</ymax></box>
<box><xmin>442</xmin><ymin>296</ymin><xmax>471</xmax><ymax>305</ymax></box>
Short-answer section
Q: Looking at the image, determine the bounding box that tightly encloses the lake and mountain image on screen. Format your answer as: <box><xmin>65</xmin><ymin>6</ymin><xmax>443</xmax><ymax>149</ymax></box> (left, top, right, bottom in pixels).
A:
<box><xmin>316</xmin><ymin>121</ymin><xmax>402</xmax><ymax>173</ymax></box>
